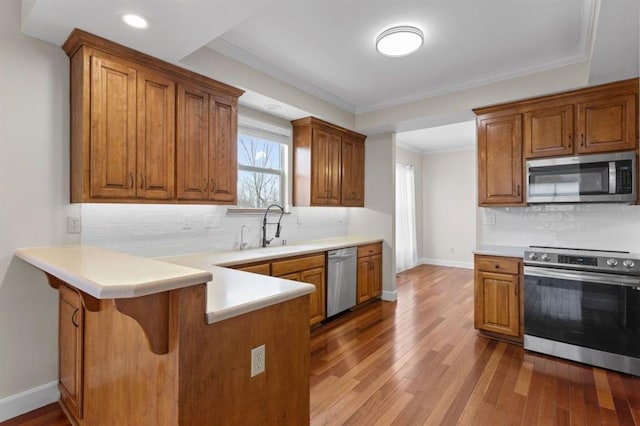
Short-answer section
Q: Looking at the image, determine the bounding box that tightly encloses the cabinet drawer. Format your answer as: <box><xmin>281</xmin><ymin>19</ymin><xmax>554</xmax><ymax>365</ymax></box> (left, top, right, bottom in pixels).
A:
<box><xmin>475</xmin><ymin>255</ymin><xmax>520</xmax><ymax>274</ymax></box>
<box><xmin>232</xmin><ymin>262</ymin><xmax>271</xmax><ymax>276</ymax></box>
<box><xmin>357</xmin><ymin>243</ymin><xmax>382</xmax><ymax>258</ymax></box>
<box><xmin>271</xmin><ymin>254</ymin><xmax>325</xmax><ymax>276</ymax></box>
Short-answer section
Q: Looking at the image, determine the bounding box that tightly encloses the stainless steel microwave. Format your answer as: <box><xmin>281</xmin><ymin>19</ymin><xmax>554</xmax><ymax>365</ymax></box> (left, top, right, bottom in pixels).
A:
<box><xmin>526</xmin><ymin>151</ymin><xmax>636</xmax><ymax>204</ymax></box>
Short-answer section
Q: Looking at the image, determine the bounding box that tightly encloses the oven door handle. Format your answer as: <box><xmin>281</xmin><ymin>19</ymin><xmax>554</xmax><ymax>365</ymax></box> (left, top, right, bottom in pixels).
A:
<box><xmin>525</xmin><ymin>266</ymin><xmax>640</xmax><ymax>288</ymax></box>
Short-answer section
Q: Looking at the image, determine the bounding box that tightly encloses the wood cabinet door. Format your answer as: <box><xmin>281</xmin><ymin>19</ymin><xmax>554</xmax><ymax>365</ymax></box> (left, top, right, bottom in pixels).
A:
<box><xmin>341</xmin><ymin>137</ymin><xmax>365</xmax><ymax>207</ymax></box>
<box><xmin>176</xmin><ymin>84</ymin><xmax>210</xmax><ymax>200</ymax></box>
<box><xmin>474</xmin><ymin>271</ymin><xmax>519</xmax><ymax>337</ymax></box>
<box><xmin>236</xmin><ymin>263</ymin><xmax>270</xmax><ymax>275</ymax></box>
<box><xmin>356</xmin><ymin>256</ymin><xmax>371</xmax><ymax>304</ymax></box>
<box><xmin>90</xmin><ymin>54</ymin><xmax>137</xmax><ymax>199</ymax></box>
<box><xmin>310</xmin><ymin>128</ymin><xmax>341</xmax><ymax>205</ymax></box>
<box><xmin>523</xmin><ymin>104</ymin><xmax>574</xmax><ymax>158</ymax></box>
<box><xmin>576</xmin><ymin>94</ymin><xmax>637</xmax><ymax>154</ymax></box>
<box><xmin>370</xmin><ymin>254</ymin><xmax>382</xmax><ymax>298</ymax></box>
<box><xmin>59</xmin><ymin>284</ymin><xmax>84</xmax><ymax>421</ymax></box>
<box><xmin>477</xmin><ymin>114</ymin><xmax>523</xmax><ymax>206</ymax></box>
<box><xmin>300</xmin><ymin>267</ymin><xmax>326</xmax><ymax>326</ymax></box>
<box><xmin>136</xmin><ymin>71</ymin><xmax>175</xmax><ymax>200</ymax></box>
<box><xmin>209</xmin><ymin>96</ymin><xmax>237</xmax><ymax>203</ymax></box>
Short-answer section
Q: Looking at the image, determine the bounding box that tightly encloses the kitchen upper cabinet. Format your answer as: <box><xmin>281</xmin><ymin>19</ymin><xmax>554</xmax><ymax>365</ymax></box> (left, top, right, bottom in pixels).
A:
<box><xmin>59</xmin><ymin>283</ymin><xmax>85</xmax><ymax>422</ymax></box>
<box><xmin>477</xmin><ymin>114</ymin><xmax>523</xmax><ymax>206</ymax></box>
<box><xmin>64</xmin><ymin>29</ymin><xmax>243</xmax><ymax>204</ymax></box>
<box><xmin>292</xmin><ymin>117</ymin><xmax>366</xmax><ymax>207</ymax></box>
<box><xmin>357</xmin><ymin>243</ymin><xmax>382</xmax><ymax>304</ymax></box>
<box><xmin>89</xmin><ymin>54</ymin><xmax>137</xmax><ymax>199</ymax></box>
<box><xmin>341</xmin><ymin>136</ymin><xmax>365</xmax><ymax>207</ymax></box>
<box><xmin>576</xmin><ymin>93</ymin><xmax>637</xmax><ymax>154</ymax></box>
<box><xmin>136</xmin><ymin>70</ymin><xmax>175</xmax><ymax>200</ymax></box>
<box><xmin>474</xmin><ymin>255</ymin><xmax>522</xmax><ymax>341</ymax></box>
<box><xmin>523</xmin><ymin>103</ymin><xmax>574</xmax><ymax>159</ymax></box>
<box><xmin>176</xmin><ymin>84</ymin><xmax>237</xmax><ymax>204</ymax></box>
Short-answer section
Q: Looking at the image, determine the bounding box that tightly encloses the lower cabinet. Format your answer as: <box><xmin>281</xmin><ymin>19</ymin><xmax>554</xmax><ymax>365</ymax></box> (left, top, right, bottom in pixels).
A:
<box><xmin>232</xmin><ymin>261</ymin><xmax>270</xmax><ymax>275</ymax></box>
<box><xmin>474</xmin><ymin>255</ymin><xmax>522</xmax><ymax>341</ymax></box>
<box><xmin>271</xmin><ymin>254</ymin><xmax>326</xmax><ymax>326</ymax></box>
<box><xmin>58</xmin><ymin>283</ymin><xmax>84</xmax><ymax>422</ymax></box>
<box><xmin>356</xmin><ymin>243</ymin><xmax>382</xmax><ymax>304</ymax></box>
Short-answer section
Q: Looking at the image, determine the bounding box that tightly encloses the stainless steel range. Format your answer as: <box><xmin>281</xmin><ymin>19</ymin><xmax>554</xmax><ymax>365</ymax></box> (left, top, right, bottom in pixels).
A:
<box><xmin>524</xmin><ymin>246</ymin><xmax>640</xmax><ymax>376</ymax></box>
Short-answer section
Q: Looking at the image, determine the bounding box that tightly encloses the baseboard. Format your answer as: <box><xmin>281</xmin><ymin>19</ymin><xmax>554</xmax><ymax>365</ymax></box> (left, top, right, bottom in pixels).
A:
<box><xmin>0</xmin><ymin>381</ymin><xmax>59</xmax><ymax>422</ymax></box>
<box><xmin>420</xmin><ymin>258</ymin><xmax>474</xmax><ymax>270</ymax></box>
<box><xmin>381</xmin><ymin>290</ymin><xmax>397</xmax><ymax>301</ymax></box>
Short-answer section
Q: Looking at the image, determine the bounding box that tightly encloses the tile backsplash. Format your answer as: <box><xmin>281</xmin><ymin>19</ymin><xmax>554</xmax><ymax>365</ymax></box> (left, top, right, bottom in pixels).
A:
<box><xmin>480</xmin><ymin>203</ymin><xmax>640</xmax><ymax>253</ymax></box>
<box><xmin>81</xmin><ymin>204</ymin><xmax>349</xmax><ymax>258</ymax></box>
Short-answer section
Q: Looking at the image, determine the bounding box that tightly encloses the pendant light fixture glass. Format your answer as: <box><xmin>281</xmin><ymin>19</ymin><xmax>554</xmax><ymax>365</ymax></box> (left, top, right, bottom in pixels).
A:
<box><xmin>376</xmin><ymin>26</ymin><xmax>424</xmax><ymax>57</ymax></box>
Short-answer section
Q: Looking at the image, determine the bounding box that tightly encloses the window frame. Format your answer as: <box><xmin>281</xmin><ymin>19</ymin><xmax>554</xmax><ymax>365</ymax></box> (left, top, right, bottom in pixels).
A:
<box><xmin>228</xmin><ymin>123</ymin><xmax>291</xmax><ymax>214</ymax></box>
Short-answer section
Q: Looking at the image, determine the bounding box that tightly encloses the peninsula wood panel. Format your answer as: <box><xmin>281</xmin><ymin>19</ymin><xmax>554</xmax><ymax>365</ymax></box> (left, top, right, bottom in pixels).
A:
<box><xmin>58</xmin><ymin>284</ymin><xmax>84</xmax><ymax>422</ymax></box>
<box><xmin>477</xmin><ymin>114</ymin><xmax>523</xmax><ymax>206</ymax></box>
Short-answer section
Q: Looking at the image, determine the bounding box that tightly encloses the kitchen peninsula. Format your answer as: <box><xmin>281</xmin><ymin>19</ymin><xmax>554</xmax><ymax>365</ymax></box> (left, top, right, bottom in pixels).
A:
<box><xmin>15</xmin><ymin>236</ymin><xmax>382</xmax><ymax>425</ymax></box>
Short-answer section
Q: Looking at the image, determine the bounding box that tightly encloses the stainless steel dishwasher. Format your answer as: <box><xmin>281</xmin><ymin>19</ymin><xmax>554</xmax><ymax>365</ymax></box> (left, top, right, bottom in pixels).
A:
<box><xmin>327</xmin><ymin>247</ymin><xmax>357</xmax><ymax>317</ymax></box>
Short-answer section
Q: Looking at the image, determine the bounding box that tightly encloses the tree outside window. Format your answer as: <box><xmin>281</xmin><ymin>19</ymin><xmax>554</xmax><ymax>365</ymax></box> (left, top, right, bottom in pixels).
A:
<box><xmin>237</xmin><ymin>133</ymin><xmax>285</xmax><ymax>208</ymax></box>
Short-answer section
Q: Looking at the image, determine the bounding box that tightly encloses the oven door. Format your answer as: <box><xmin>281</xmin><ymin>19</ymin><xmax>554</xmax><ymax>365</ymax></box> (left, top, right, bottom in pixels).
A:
<box><xmin>524</xmin><ymin>266</ymin><xmax>640</xmax><ymax>373</ymax></box>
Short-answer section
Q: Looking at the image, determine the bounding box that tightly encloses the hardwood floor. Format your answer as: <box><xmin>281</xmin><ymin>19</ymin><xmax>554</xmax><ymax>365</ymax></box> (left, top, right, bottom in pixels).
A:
<box><xmin>3</xmin><ymin>265</ymin><xmax>639</xmax><ymax>425</ymax></box>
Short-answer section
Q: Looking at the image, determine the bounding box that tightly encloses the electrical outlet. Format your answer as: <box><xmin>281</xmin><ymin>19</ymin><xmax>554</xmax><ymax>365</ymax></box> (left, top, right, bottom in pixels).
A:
<box><xmin>250</xmin><ymin>344</ymin><xmax>265</xmax><ymax>377</ymax></box>
<box><xmin>483</xmin><ymin>213</ymin><xmax>496</xmax><ymax>225</ymax></box>
<box><xmin>66</xmin><ymin>216</ymin><xmax>81</xmax><ymax>234</ymax></box>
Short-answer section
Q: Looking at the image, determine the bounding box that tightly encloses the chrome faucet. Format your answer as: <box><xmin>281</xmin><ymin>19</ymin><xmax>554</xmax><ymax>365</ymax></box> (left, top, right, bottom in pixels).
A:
<box><xmin>261</xmin><ymin>204</ymin><xmax>284</xmax><ymax>247</ymax></box>
<box><xmin>240</xmin><ymin>225</ymin><xmax>250</xmax><ymax>250</ymax></box>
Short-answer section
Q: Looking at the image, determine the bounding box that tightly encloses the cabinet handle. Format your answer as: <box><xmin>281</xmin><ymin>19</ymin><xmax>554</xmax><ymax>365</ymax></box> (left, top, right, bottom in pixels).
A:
<box><xmin>568</xmin><ymin>134</ymin><xmax>572</xmax><ymax>149</ymax></box>
<box><xmin>517</xmin><ymin>185</ymin><xmax>521</xmax><ymax>197</ymax></box>
<box><xmin>71</xmin><ymin>308</ymin><xmax>79</xmax><ymax>328</ymax></box>
<box><xmin>140</xmin><ymin>173</ymin><xmax>144</xmax><ymax>190</ymax></box>
<box><xmin>129</xmin><ymin>173</ymin><xmax>134</xmax><ymax>189</ymax></box>
<box><xmin>204</xmin><ymin>178</ymin><xmax>208</xmax><ymax>192</ymax></box>
<box><xmin>581</xmin><ymin>134</ymin><xmax>585</xmax><ymax>147</ymax></box>
<box><xmin>494</xmin><ymin>264</ymin><xmax>500</xmax><ymax>269</ymax></box>
<box><xmin>210</xmin><ymin>179</ymin><xmax>215</xmax><ymax>193</ymax></box>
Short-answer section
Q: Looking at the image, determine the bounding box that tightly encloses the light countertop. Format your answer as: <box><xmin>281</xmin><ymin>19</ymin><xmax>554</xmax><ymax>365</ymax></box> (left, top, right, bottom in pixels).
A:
<box><xmin>473</xmin><ymin>245</ymin><xmax>527</xmax><ymax>258</ymax></box>
<box><xmin>16</xmin><ymin>236</ymin><xmax>382</xmax><ymax>324</ymax></box>
<box><xmin>14</xmin><ymin>246</ymin><xmax>212</xmax><ymax>299</ymax></box>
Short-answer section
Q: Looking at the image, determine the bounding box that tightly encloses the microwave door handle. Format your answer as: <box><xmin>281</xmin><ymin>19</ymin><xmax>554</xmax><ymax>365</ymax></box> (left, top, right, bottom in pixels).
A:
<box><xmin>609</xmin><ymin>161</ymin><xmax>617</xmax><ymax>194</ymax></box>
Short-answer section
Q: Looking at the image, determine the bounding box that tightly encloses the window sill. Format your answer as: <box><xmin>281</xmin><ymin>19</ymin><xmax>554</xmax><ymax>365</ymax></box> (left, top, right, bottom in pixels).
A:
<box><xmin>226</xmin><ymin>208</ymin><xmax>292</xmax><ymax>216</ymax></box>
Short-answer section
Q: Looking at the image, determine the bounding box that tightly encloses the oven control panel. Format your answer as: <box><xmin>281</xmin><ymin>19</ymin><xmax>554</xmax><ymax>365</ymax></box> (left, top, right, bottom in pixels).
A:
<box><xmin>524</xmin><ymin>248</ymin><xmax>640</xmax><ymax>275</ymax></box>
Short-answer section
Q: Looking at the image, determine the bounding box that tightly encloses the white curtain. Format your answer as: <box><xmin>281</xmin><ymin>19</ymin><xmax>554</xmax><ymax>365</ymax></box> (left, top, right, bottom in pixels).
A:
<box><xmin>395</xmin><ymin>163</ymin><xmax>418</xmax><ymax>272</ymax></box>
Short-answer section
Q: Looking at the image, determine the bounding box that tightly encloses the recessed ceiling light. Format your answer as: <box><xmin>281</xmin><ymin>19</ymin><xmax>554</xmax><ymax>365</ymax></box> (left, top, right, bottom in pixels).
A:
<box><xmin>122</xmin><ymin>13</ymin><xmax>149</xmax><ymax>29</ymax></box>
<box><xmin>376</xmin><ymin>26</ymin><xmax>424</xmax><ymax>57</ymax></box>
<box><xmin>264</xmin><ymin>104</ymin><xmax>282</xmax><ymax>111</ymax></box>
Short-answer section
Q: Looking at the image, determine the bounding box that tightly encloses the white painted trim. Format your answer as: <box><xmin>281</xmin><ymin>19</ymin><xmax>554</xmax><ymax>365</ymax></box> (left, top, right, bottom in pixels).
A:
<box><xmin>420</xmin><ymin>258</ymin><xmax>474</xmax><ymax>270</ymax></box>
<box><xmin>381</xmin><ymin>290</ymin><xmax>397</xmax><ymax>301</ymax></box>
<box><xmin>0</xmin><ymin>381</ymin><xmax>59</xmax><ymax>422</ymax></box>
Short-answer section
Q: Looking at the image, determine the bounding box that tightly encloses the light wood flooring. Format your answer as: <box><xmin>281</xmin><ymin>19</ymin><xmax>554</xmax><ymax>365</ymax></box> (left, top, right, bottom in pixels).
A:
<box><xmin>3</xmin><ymin>264</ymin><xmax>640</xmax><ymax>425</ymax></box>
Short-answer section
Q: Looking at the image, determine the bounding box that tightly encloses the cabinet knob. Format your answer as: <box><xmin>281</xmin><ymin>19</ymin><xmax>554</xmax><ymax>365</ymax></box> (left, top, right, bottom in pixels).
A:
<box><xmin>494</xmin><ymin>264</ymin><xmax>500</xmax><ymax>269</ymax></box>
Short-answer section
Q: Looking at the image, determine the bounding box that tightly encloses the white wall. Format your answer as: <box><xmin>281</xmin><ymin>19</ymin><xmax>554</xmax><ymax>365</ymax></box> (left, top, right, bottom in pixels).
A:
<box><xmin>480</xmin><ymin>204</ymin><xmax>640</xmax><ymax>252</ymax></box>
<box><xmin>395</xmin><ymin>144</ymin><xmax>424</xmax><ymax>261</ymax></box>
<box><xmin>348</xmin><ymin>134</ymin><xmax>396</xmax><ymax>300</ymax></box>
<box><xmin>0</xmin><ymin>0</ymin><xmax>78</xmax><ymax>419</ymax></box>
<box><xmin>422</xmin><ymin>148</ymin><xmax>477</xmax><ymax>269</ymax></box>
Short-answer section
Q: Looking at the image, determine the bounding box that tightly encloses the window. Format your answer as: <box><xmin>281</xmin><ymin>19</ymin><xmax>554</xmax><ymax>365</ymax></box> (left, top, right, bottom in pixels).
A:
<box><xmin>236</xmin><ymin>127</ymin><xmax>288</xmax><ymax>209</ymax></box>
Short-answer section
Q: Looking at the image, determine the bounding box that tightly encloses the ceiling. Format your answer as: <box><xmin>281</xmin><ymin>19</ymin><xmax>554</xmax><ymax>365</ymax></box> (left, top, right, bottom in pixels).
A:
<box><xmin>20</xmin><ymin>0</ymin><xmax>640</xmax><ymax>151</ymax></box>
<box><xmin>397</xmin><ymin>121</ymin><xmax>476</xmax><ymax>154</ymax></box>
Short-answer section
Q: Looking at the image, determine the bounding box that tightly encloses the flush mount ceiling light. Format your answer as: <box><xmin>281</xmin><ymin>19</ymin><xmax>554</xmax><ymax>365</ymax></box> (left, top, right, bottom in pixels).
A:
<box><xmin>122</xmin><ymin>13</ymin><xmax>149</xmax><ymax>29</ymax></box>
<box><xmin>264</xmin><ymin>104</ymin><xmax>282</xmax><ymax>111</ymax></box>
<box><xmin>375</xmin><ymin>26</ymin><xmax>424</xmax><ymax>57</ymax></box>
